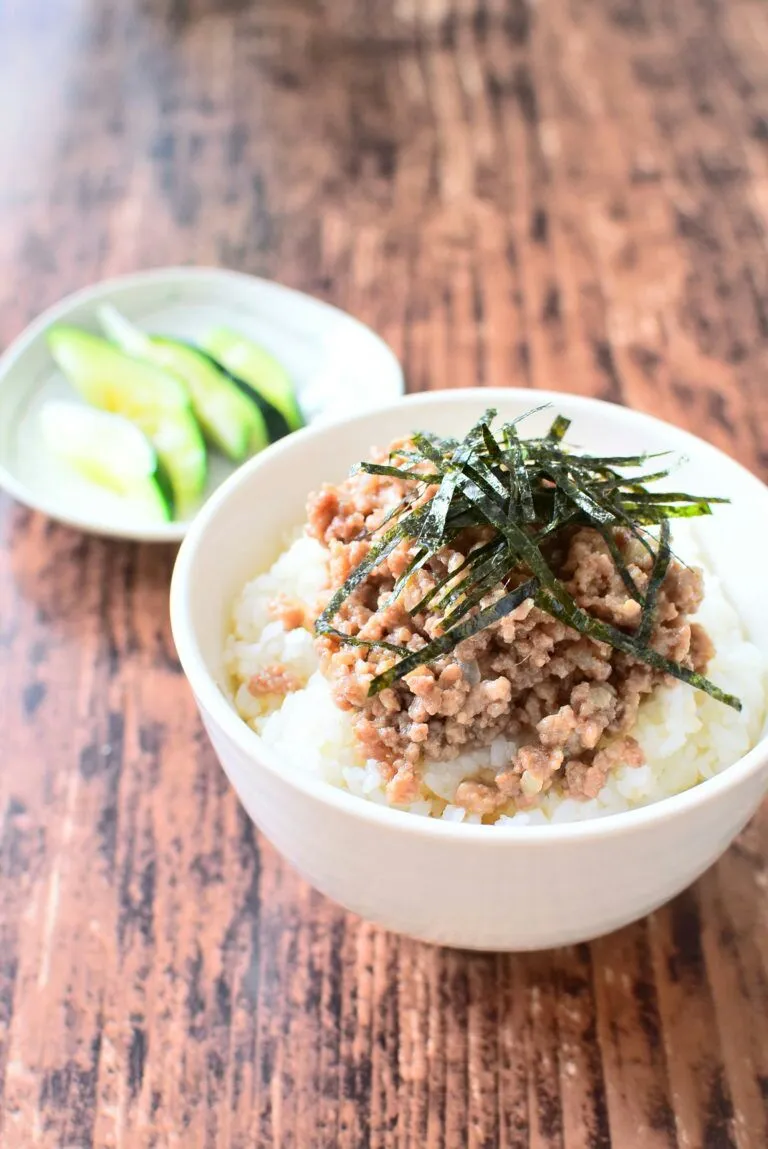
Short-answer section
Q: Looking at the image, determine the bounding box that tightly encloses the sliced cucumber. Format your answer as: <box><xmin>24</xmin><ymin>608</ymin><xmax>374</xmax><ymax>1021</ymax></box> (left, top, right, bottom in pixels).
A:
<box><xmin>132</xmin><ymin>405</ymin><xmax>207</xmax><ymax>516</ymax></box>
<box><xmin>48</xmin><ymin>325</ymin><xmax>189</xmax><ymax>413</ymax></box>
<box><xmin>97</xmin><ymin>306</ymin><xmax>267</xmax><ymax>461</ymax></box>
<box><xmin>39</xmin><ymin>401</ymin><xmax>173</xmax><ymax>521</ymax></box>
<box><xmin>47</xmin><ymin>325</ymin><xmax>207</xmax><ymax>511</ymax></box>
<box><xmin>150</xmin><ymin>338</ymin><xmax>268</xmax><ymax>460</ymax></box>
<box><xmin>201</xmin><ymin>326</ymin><xmax>304</xmax><ymax>433</ymax></box>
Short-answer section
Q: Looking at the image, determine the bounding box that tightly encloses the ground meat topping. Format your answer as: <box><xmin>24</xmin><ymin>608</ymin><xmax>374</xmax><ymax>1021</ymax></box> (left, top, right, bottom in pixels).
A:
<box><xmin>306</xmin><ymin>447</ymin><xmax>714</xmax><ymax>816</ymax></box>
<box><xmin>267</xmin><ymin>594</ymin><xmax>307</xmax><ymax>632</ymax></box>
<box><xmin>248</xmin><ymin>665</ymin><xmax>302</xmax><ymax>697</ymax></box>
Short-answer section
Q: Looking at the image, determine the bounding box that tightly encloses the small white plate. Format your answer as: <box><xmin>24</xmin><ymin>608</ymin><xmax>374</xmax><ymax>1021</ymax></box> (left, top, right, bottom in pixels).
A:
<box><xmin>0</xmin><ymin>267</ymin><xmax>404</xmax><ymax>541</ymax></box>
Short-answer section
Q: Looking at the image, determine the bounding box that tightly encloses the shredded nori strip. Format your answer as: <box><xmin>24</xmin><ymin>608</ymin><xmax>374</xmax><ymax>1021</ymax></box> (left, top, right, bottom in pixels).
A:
<box><xmin>315</xmin><ymin>503</ymin><xmax>429</xmax><ymax>636</ymax></box>
<box><xmin>547</xmin><ymin>414</ymin><xmax>571</xmax><ymax>442</ymax></box>
<box><xmin>314</xmin><ymin>409</ymin><xmax>740</xmax><ymax>711</ymax></box>
<box><xmin>408</xmin><ymin>537</ymin><xmax>502</xmax><ymax>616</ymax></box>
<box><xmin>594</xmin><ymin>523</ymin><xmax>645</xmax><ymax>604</ymax></box>
<box><xmin>317</xmin><ymin>626</ymin><xmax>411</xmax><ymax>657</ymax></box>
<box><xmin>636</xmin><ymin>517</ymin><xmax>671</xmax><ymax>645</ymax></box>
<box><xmin>386</xmin><ymin>545</ymin><xmax>432</xmax><ymax>606</ymax></box>
<box><xmin>502</xmin><ymin>424</ymin><xmax>535</xmax><ymax>522</ymax></box>
<box><xmin>354</xmin><ymin>461</ymin><xmax>443</xmax><ymax>483</ymax></box>
<box><xmin>370</xmin><ymin>579</ymin><xmax>539</xmax><ymax>693</ymax></box>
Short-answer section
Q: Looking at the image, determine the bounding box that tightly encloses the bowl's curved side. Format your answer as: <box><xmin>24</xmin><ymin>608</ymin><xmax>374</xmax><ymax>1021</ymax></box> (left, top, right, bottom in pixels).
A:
<box><xmin>197</xmin><ymin>697</ymin><xmax>767</xmax><ymax>949</ymax></box>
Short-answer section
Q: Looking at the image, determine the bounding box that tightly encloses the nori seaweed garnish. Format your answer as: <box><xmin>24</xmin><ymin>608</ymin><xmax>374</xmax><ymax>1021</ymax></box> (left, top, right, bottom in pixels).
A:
<box><xmin>315</xmin><ymin>408</ymin><xmax>740</xmax><ymax>710</ymax></box>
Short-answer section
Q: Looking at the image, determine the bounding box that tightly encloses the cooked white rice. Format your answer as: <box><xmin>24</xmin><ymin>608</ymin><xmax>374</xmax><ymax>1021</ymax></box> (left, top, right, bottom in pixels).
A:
<box><xmin>224</xmin><ymin>526</ymin><xmax>767</xmax><ymax>825</ymax></box>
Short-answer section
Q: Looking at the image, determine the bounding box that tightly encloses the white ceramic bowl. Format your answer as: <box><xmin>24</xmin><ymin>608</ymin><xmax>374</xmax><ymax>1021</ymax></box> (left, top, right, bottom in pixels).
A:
<box><xmin>0</xmin><ymin>267</ymin><xmax>403</xmax><ymax>541</ymax></box>
<box><xmin>170</xmin><ymin>389</ymin><xmax>768</xmax><ymax>950</ymax></box>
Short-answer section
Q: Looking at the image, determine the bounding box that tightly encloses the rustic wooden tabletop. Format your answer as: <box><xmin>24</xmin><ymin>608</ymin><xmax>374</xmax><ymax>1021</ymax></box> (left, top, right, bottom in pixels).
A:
<box><xmin>1</xmin><ymin>1</ymin><xmax>767</xmax><ymax>1146</ymax></box>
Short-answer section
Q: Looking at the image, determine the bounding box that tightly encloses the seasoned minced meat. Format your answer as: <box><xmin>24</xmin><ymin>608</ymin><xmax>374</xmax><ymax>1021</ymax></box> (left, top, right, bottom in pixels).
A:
<box><xmin>306</xmin><ymin>445</ymin><xmax>713</xmax><ymax>815</ymax></box>
<box><xmin>267</xmin><ymin>594</ymin><xmax>308</xmax><ymax>632</ymax></box>
<box><xmin>248</xmin><ymin>665</ymin><xmax>302</xmax><ymax>696</ymax></box>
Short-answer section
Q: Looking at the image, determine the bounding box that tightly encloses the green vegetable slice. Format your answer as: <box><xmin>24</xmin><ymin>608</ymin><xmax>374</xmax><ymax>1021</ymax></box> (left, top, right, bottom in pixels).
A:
<box><xmin>39</xmin><ymin>400</ymin><xmax>173</xmax><ymax>521</ymax></box>
<box><xmin>47</xmin><ymin>325</ymin><xmax>206</xmax><ymax>510</ymax></box>
<box><xmin>97</xmin><ymin>306</ymin><xmax>267</xmax><ymax>461</ymax></box>
<box><xmin>201</xmin><ymin>326</ymin><xmax>304</xmax><ymax>433</ymax></box>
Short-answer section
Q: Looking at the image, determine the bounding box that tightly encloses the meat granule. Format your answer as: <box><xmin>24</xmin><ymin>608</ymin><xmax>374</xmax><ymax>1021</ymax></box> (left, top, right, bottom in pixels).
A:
<box><xmin>248</xmin><ymin>665</ymin><xmax>302</xmax><ymax>696</ymax></box>
<box><xmin>306</xmin><ymin>447</ymin><xmax>714</xmax><ymax>816</ymax></box>
<box><xmin>267</xmin><ymin>595</ymin><xmax>307</xmax><ymax>631</ymax></box>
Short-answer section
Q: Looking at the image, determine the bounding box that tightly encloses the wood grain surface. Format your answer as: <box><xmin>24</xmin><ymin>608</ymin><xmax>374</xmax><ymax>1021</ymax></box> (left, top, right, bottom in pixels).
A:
<box><xmin>0</xmin><ymin>1</ymin><xmax>767</xmax><ymax>1146</ymax></box>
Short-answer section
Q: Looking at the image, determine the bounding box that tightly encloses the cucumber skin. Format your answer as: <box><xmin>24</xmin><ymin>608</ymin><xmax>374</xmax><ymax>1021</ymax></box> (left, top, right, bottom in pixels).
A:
<box><xmin>152</xmin><ymin>458</ymin><xmax>176</xmax><ymax>520</ymax></box>
<box><xmin>131</xmin><ymin>474</ymin><xmax>173</xmax><ymax>523</ymax></box>
<box><xmin>188</xmin><ymin>345</ymin><xmax>289</xmax><ymax>446</ymax></box>
<box><xmin>200</xmin><ymin>328</ymin><xmax>303</xmax><ymax>434</ymax></box>
<box><xmin>149</xmin><ymin>337</ymin><xmax>268</xmax><ymax>462</ymax></box>
<box><xmin>143</xmin><ymin>405</ymin><xmax>207</xmax><ymax>512</ymax></box>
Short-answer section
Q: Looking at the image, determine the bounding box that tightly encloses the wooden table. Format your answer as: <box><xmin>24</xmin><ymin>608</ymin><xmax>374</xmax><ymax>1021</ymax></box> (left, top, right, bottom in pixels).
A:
<box><xmin>1</xmin><ymin>2</ymin><xmax>766</xmax><ymax>1146</ymax></box>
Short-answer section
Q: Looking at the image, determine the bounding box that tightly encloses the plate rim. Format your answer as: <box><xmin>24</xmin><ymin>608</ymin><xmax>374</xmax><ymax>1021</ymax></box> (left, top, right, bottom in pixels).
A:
<box><xmin>0</xmin><ymin>266</ymin><xmax>405</xmax><ymax>543</ymax></box>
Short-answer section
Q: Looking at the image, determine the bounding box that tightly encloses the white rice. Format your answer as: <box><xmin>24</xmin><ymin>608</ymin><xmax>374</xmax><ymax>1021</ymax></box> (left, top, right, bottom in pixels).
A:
<box><xmin>224</xmin><ymin>526</ymin><xmax>767</xmax><ymax>825</ymax></box>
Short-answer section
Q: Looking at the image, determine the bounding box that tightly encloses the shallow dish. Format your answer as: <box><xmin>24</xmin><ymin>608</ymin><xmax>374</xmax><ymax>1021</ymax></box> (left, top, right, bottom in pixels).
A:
<box><xmin>0</xmin><ymin>267</ymin><xmax>403</xmax><ymax>542</ymax></box>
<box><xmin>170</xmin><ymin>389</ymin><xmax>768</xmax><ymax>950</ymax></box>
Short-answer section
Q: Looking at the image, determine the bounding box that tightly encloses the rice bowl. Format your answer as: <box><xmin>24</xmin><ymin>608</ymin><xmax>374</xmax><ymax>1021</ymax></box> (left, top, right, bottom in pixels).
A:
<box><xmin>171</xmin><ymin>389</ymin><xmax>768</xmax><ymax>949</ymax></box>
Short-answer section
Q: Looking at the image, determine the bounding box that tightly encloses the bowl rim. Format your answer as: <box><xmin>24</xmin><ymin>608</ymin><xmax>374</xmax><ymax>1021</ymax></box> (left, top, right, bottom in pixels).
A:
<box><xmin>0</xmin><ymin>265</ymin><xmax>404</xmax><ymax>543</ymax></box>
<box><xmin>170</xmin><ymin>386</ymin><xmax>768</xmax><ymax>844</ymax></box>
